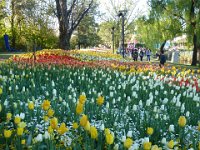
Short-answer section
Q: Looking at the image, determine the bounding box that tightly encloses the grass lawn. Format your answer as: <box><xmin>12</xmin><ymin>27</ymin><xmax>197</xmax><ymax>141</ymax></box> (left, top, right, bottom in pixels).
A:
<box><xmin>0</xmin><ymin>52</ymin><xmax>25</xmax><ymax>59</ymax></box>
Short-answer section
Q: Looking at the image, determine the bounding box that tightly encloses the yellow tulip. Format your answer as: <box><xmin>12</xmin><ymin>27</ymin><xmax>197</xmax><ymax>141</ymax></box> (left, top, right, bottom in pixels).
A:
<box><xmin>4</xmin><ymin>129</ymin><xmax>12</xmax><ymax>138</ymax></box>
<box><xmin>106</xmin><ymin>133</ymin><xmax>114</xmax><ymax>145</ymax></box>
<box><xmin>124</xmin><ymin>138</ymin><xmax>133</xmax><ymax>149</ymax></box>
<box><xmin>167</xmin><ymin>140</ymin><xmax>174</xmax><ymax>149</ymax></box>
<box><xmin>96</xmin><ymin>96</ymin><xmax>104</xmax><ymax>106</ymax></box>
<box><xmin>178</xmin><ymin>116</ymin><xmax>186</xmax><ymax>127</ymax></box>
<box><xmin>90</xmin><ymin>126</ymin><xmax>98</xmax><ymax>139</ymax></box>
<box><xmin>17</xmin><ymin>127</ymin><xmax>24</xmax><ymax>136</ymax></box>
<box><xmin>80</xmin><ymin>114</ymin><xmax>88</xmax><ymax>127</ymax></box>
<box><xmin>72</xmin><ymin>122</ymin><xmax>79</xmax><ymax>129</ymax></box>
<box><xmin>147</xmin><ymin>127</ymin><xmax>154</xmax><ymax>135</ymax></box>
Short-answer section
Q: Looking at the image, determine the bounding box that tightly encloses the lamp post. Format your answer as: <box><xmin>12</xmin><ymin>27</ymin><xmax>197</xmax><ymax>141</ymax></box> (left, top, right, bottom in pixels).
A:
<box><xmin>111</xmin><ymin>27</ymin><xmax>115</xmax><ymax>54</ymax></box>
<box><xmin>118</xmin><ymin>10</ymin><xmax>126</xmax><ymax>58</ymax></box>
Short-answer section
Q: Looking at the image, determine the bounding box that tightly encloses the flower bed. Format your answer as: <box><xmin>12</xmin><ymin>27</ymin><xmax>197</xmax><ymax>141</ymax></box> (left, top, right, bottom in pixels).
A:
<box><xmin>0</xmin><ymin>49</ymin><xmax>199</xmax><ymax>149</ymax></box>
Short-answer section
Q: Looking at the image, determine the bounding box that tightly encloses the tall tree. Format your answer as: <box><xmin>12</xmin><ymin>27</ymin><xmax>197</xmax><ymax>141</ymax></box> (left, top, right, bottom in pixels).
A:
<box><xmin>55</xmin><ymin>0</ymin><xmax>96</xmax><ymax>50</ymax></box>
<box><xmin>148</xmin><ymin>0</ymin><xmax>200</xmax><ymax>66</ymax></box>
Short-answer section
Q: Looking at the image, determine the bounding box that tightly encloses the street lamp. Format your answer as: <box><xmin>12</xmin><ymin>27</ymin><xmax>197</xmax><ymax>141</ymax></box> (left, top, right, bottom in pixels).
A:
<box><xmin>118</xmin><ymin>10</ymin><xmax>127</xmax><ymax>58</ymax></box>
<box><xmin>111</xmin><ymin>27</ymin><xmax>115</xmax><ymax>54</ymax></box>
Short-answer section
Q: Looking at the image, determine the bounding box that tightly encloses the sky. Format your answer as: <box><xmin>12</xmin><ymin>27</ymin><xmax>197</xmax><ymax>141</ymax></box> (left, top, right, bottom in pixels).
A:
<box><xmin>97</xmin><ymin>0</ymin><xmax>149</xmax><ymax>22</ymax></box>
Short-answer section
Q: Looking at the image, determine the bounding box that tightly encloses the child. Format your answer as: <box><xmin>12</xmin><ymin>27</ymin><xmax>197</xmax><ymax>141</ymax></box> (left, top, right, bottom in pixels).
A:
<box><xmin>159</xmin><ymin>50</ymin><xmax>166</xmax><ymax>67</ymax></box>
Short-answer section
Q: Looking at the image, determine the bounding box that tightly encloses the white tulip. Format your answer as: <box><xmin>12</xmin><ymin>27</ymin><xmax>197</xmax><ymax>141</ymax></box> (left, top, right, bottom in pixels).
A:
<box><xmin>121</xmin><ymin>136</ymin><xmax>126</xmax><ymax>142</ymax></box>
<box><xmin>161</xmin><ymin>137</ymin><xmax>167</xmax><ymax>144</ymax></box>
<box><xmin>35</xmin><ymin>134</ymin><xmax>43</xmax><ymax>142</ymax></box>
<box><xmin>44</xmin><ymin>131</ymin><xmax>50</xmax><ymax>139</ymax></box>
<box><xmin>127</xmin><ymin>131</ymin><xmax>132</xmax><ymax>137</ymax></box>
<box><xmin>169</xmin><ymin>125</ymin><xmax>174</xmax><ymax>132</ymax></box>
<box><xmin>100</xmin><ymin>124</ymin><xmax>105</xmax><ymax>131</ymax></box>
<box><xmin>186</xmin><ymin>111</ymin><xmax>190</xmax><ymax>117</ymax></box>
<box><xmin>114</xmin><ymin>144</ymin><xmax>119</xmax><ymax>150</ymax></box>
<box><xmin>20</xmin><ymin>113</ymin><xmax>25</xmax><ymax>119</ymax></box>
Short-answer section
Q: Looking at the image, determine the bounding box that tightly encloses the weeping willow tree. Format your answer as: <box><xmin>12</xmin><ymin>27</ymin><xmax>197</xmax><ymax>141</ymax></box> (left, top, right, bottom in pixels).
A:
<box><xmin>147</xmin><ymin>0</ymin><xmax>200</xmax><ymax>66</ymax></box>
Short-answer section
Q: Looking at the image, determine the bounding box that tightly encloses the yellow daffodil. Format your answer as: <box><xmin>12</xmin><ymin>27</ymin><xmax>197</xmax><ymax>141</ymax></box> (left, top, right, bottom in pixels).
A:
<box><xmin>47</xmin><ymin>109</ymin><xmax>54</xmax><ymax>117</ymax></box>
<box><xmin>90</xmin><ymin>126</ymin><xmax>98</xmax><ymax>139</ymax></box>
<box><xmin>50</xmin><ymin>117</ymin><xmax>58</xmax><ymax>129</ymax></box>
<box><xmin>42</xmin><ymin>100</ymin><xmax>51</xmax><ymax>111</ymax></box>
<box><xmin>96</xmin><ymin>96</ymin><xmax>104</xmax><ymax>106</ymax></box>
<box><xmin>178</xmin><ymin>116</ymin><xmax>186</xmax><ymax>127</ymax></box>
<box><xmin>124</xmin><ymin>138</ymin><xmax>133</xmax><ymax>149</ymax></box>
<box><xmin>147</xmin><ymin>127</ymin><xmax>154</xmax><ymax>135</ymax></box>
<box><xmin>4</xmin><ymin>129</ymin><xmax>12</xmax><ymax>138</ymax></box>
<box><xmin>57</xmin><ymin>123</ymin><xmax>68</xmax><ymax>135</ymax></box>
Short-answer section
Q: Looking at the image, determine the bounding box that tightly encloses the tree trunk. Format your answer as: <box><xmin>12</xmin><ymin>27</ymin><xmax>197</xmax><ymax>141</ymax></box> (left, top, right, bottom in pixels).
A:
<box><xmin>191</xmin><ymin>34</ymin><xmax>197</xmax><ymax>66</ymax></box>
<box><xmin>59</xmin><ymin>24</ymin><xmax>71</xmax><ymax>50</ymax></box>
<box><xmin>160</xmin><ymin>40</ymin><xmax>166</xmax><ymax>52</ymax></box>
<box><xmin>11</xmin><ymin>0</ymin><xmax>16</xmax><ymax>49</ymax></box>
<box><xmin>190</xmin><ymin>0</ymin><xmax>197</xmax><ymax>66</ymax></box>
<box><xmin>55</xmin><ymin>0</ymin><xmax>94</xmax><ymax>50</ymax></box>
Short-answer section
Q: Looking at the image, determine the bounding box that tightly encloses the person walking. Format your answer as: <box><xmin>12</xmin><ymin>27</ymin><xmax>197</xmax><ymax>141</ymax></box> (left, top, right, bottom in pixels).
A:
<box><xmin>159</xmin><ymin>50</ymin><xmax>166</xmax><ymax>68</ymax></box>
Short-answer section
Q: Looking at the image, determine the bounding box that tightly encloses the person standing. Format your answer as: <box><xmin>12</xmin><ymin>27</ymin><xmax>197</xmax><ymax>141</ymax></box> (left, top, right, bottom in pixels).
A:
<box><xmin>146</xmin><ymin>49</ymin><xmax>151</xmax><ymax>61</ymax></box>
<box><xmin>159</xmin><ymin>50</ymin><xmax>166</xmax><ymax>67</ymax></box>
<box><xmin>139</xmin><ymin>49</ymin><xmax>144</xmax><ymax>61</ymax></box>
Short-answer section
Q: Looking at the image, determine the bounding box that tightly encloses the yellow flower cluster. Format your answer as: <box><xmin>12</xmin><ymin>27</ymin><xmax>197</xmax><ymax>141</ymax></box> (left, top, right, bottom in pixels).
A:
<box><xmin>76</xmin><ymin>94</ymin><xmax>87</xmax><ymax>115</ymax></box>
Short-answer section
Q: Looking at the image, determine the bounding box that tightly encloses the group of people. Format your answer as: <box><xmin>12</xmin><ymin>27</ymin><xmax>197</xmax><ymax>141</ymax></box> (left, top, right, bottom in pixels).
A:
<box><xmin>126</xmin><ymin>46</ymin><xmax>166</xmax><ymax>67</ymax></box>
<box><xmin>126</xmin><ymin>47</ymin><xmax>152</xmax><ymax>62</ymax></box>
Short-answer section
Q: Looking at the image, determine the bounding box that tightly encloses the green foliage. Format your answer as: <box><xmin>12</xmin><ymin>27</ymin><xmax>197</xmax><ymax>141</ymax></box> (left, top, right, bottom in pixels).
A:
<box><xmin>71</xmin><ymin>14</ymin><xmax>101</xmax><ymax>49</ymax></box>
